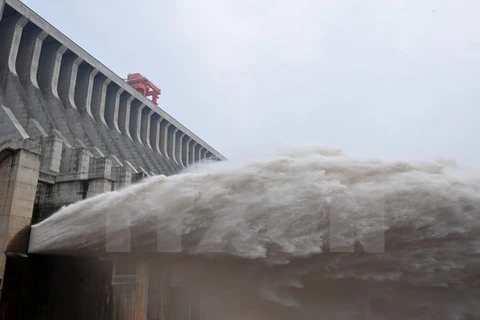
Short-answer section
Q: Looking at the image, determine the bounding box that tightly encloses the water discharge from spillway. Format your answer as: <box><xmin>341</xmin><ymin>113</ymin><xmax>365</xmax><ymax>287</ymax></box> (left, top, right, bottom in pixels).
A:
<box><xmin>29</xmin><ymin>147</ymin><xmax>480</xmax><ymax>319</ymax></box>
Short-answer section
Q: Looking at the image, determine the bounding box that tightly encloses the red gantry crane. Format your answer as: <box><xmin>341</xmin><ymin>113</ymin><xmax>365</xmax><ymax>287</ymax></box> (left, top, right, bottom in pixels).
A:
<box><xmin>126</xmin><ymin>73</ymin><xmax>161</xmax><ymax>105</ymax></box>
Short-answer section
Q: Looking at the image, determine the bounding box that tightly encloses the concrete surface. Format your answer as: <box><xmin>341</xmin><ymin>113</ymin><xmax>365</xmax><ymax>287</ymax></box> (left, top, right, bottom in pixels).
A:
<box><xmin>0</xmin><ymin>1</ymin><xmax>226</xmax><ymax>318</ymax></box>
<box><xmin>0</xmin><ymin>0</ymin><xmax>225</xmax><ymax>177</ymax></box>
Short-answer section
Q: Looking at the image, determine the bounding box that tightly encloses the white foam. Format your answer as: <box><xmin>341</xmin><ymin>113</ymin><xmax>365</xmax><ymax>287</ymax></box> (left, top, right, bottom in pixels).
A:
<box><xmin>28</xmin><ymin>146</ymin><xmax>480</xmax><ymax>318</ymax></box>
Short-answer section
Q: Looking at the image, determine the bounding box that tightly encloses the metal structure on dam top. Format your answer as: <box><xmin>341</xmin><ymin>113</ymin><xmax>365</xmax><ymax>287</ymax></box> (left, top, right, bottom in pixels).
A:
<box><xmin>0</xmin><ymin>0</ymin><xmax>226</xmax><ymax>318</ymax></box>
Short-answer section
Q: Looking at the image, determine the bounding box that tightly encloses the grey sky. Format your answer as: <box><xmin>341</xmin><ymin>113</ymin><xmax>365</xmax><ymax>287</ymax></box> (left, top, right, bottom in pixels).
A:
<box><xmin>23</xmin><ymin>0</ymin><xmax>480</xmax><ymax>166</ymax></box>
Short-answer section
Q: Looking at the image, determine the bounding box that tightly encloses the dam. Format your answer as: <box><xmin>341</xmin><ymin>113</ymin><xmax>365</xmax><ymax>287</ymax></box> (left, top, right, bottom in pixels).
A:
<box><xmin>0</xmin><ymin>0</ymin><xmax>225</xmax><ymax>318</ymax></box>
<box><xmin>2</xmin><ymin>0</ymin><xmax>480</xmax><ymax>319</ymax></box>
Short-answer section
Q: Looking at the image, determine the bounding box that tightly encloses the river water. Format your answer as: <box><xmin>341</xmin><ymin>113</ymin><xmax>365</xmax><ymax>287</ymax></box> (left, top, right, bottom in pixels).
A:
<box><xmin>29</xmin><ymin>147</ymin><xmax>480</xmax><ymax>319</ymax></box>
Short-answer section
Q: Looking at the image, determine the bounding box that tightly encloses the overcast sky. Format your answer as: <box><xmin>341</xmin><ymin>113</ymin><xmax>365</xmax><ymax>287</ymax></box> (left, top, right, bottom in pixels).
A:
<box><xmin>23</xmin><ymin>0</ymin><xmax>480</xmax><ymax>167</ymax></box>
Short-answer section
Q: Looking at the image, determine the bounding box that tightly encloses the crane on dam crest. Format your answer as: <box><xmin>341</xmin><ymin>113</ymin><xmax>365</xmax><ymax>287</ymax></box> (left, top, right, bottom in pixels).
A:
<box><xmin>126</xmin><ymin>73</ymin><xmax>161</xmax><ymax>105</ymax></box>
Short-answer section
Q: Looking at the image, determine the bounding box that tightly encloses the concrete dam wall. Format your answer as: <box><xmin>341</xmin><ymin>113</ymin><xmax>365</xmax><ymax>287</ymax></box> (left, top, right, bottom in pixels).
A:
<box><xmin>0</xmin><ymin>0</ymin><xmax>224</xmax><ymax>175</ymax></box>
<box><xmin>0</xmin><ymin>0</ymin><xmax>225</xmax><ymax>318</ymax></box>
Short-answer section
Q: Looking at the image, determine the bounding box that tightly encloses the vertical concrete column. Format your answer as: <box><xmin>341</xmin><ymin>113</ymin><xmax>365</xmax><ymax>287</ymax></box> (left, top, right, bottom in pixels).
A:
<box><xmin>113</xmin><ymin>166</ymin><xmax>132</xmax><ymax>190</ymax></box>
<box><xmin>182</xmin><ymin>137</ymin><xmax>192</xmax><ymax>167</ymax></box>
<box><xmin>58</xmin><ymin>54</ymin><xmax>82</xmax><ymax>111</ymax></box>
<box><xmin>150</xmin><ymin>115</ymin><xmax>162</xmax><ymax>156</ymax></box>
<box><xmin>0</xmin><ymin>147</ymin><xmax>41</xmax><ymax>295</ymax></box>
<box><xmin>160</xmin><ymin>120</ymin><xmax>170</xmax><ymax>159</ymax></box>
<box><xmin>16</xmin><ymin>28</ymin><xmax>47</xmax><ymax>88</ymax></box>
<box><xmin>143</xmin><ymin>108</ymin><xmax>153</xmax><ymax>149</ymax></box>
<box><xmin>118</xmin><ymin>95</ymin><xmax>134</xmax><ymax>140</ymax></box>
<box><xmin>193</xmin><ymin>143</ymin><xmax>203</xmax><ymax>164</ymax></box>
<box><xmin>166</xmin><ymin>124</ymin><xmax>176</xmax><ymax>163</ymax></box>
<box><xmin>84</xmin><ymin>70</ymin><xmax>100</xmax><ymax>119</ymax></box>
<box><xmin>173</xmin><ymin>129</ymin><xmax>183</xmax><ymax>167</ymax></box>
<box><xmin>187</xmin><ymin>139</ymin><xmax>196</xmax><ymax>166</ymax></box>
<box><xmin>87</xmin><ymin>157</ymin><xmax>113</xmax><ymax>198</ymax></box>
<box><xmin>129</xmin><ymin>101</ymin><xmax>144</xmax><ymax>145</ymax></box>
<box><xmin>38</xmin><ymin>43</ymin><xmax>67</xmax><ymax>100</ymax></box>
<box><xmin>196</xmin><ymin>146</ymin><xmax>204</xmax><ymax>162</ymax></box>
<box><xmin>91</xmin><ymin>75</ymin><xmax>111</xmax><ymax>125</ymax></box>
<box><xmin>110</xmin><ymin>89</ymin><xmax>124</xmax><ymax>133</ymax></box>
<box><xmin>105</xmin><ymin>85</ymin><xmax>123</xmax><ymax>133</ymax></box>
<box><xmin>75</xmin><ymin>66</ymin><xmax>98</xmax><ymax>118</ymax></box>
<box><xmin>39</xmin><ymin>134</ymin><xmax>63</xmax><ymax>173</ymax></box>
<box><xmin>200</xmin><ymin>148</ymin><xmax>208</xmax><ymax>161</ymax></box>
<box><xmin>159</xmin><ymin>120</ymin><xmax>181</xmax><ymax>173</ymax></box>
<box><xmin>0</xmin><ymin>15</ymin><xmax>26</xmax><ymax>81</ymax></box>
<box><xmin>0</xmin><ymin>15</ymin><xmax>30</xmax><ymax>129</ymax></box>
<box><xmin>191</xmin><ymin>142</ymin><xmax>198</xmax><ymax>164</ymax></box>
<box><xmin>177</xmin><ymin>133</ymin><xmax>187</xmax><ymax>168</ymax></box>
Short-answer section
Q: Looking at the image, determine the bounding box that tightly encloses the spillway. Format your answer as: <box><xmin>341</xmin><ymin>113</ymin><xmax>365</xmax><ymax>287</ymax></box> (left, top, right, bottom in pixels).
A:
<box><xmin>29</xmin><ymin>147</ymin><xmax>480</xmax><ymax>319</ymax></box>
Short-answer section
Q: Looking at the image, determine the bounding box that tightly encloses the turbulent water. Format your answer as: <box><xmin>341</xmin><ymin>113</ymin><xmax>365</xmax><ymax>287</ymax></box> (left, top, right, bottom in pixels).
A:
<box><xmin>29</xmin><ymin>147</ymin><xmax>480</xmax><ymax>319</ymax></box>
